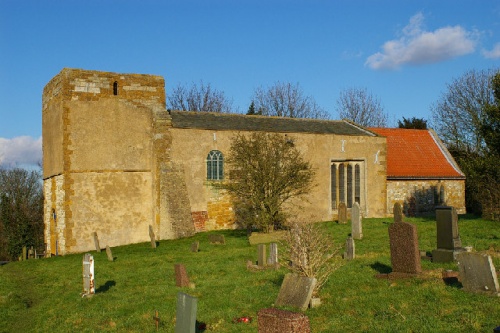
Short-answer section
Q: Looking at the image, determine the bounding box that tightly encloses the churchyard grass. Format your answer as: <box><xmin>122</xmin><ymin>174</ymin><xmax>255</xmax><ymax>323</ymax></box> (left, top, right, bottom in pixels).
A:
<box><xmin>1</xmin><ymin>216</ymin><xmax>500</xmax><ymax>332</ymax></box>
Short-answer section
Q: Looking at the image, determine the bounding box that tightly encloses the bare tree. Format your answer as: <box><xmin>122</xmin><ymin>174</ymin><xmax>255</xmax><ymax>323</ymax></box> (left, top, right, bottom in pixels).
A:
<box><xmin>223</xmin><ymin>132</ymin><xmax>315</xmax><ymax>232</ymax></box>
<box><xmin>431</xmin><ymin>68</ymin><xmax>497</xmax><ymax>152</ymax></box>
<box><xmin>336</xmin><ymin>87</ymin><xmax>387</xmax><ymax>127</ymax></box>
<box><xmin>167</xmin><ymin>81</ymin><xmax>234</xmax><ymax>113</ymax></box>
<box><xmin>252</xmin><ymin>82</ymin><xmax>329</xmax><ymax>119</ymax></box>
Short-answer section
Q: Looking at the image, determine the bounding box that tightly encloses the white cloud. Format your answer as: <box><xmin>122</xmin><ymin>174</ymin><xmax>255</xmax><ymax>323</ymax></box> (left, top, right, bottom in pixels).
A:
<box><xmin>482</xmin><ymin>43</ymin><xmax>500</xmax><ymax>59</ymax></box>
<box><xmin>0</xmin><ymin>136</ymin><xmax>42</xmax><ymax>168</ymax></box>
<box><xmin>366</xmin><ymin>12</ymin><xmax>477</xmax><ymax>70</ymax></box>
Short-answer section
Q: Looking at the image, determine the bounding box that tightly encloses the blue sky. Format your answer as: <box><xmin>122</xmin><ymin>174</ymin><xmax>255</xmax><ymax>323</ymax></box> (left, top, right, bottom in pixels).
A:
<box><xmin>1</xmin><ymin>0</ymin><xmax>499</xmax><ymax>167</ymax></box>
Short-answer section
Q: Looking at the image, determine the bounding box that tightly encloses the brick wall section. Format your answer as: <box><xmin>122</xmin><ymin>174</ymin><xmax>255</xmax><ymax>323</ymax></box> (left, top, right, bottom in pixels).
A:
<box><xmin>387</xmin><ymin>179</ymin><xmax>466</xmax><ymax>215</ymax></box>
<box><xmin>192</xmin><ymin>211</ymin><xmax>208</xmax><ymax>232</ymax></box>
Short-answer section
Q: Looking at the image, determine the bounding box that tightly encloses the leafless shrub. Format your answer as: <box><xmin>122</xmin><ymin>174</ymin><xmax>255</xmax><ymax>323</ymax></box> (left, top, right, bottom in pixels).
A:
<box><xmin>280</xmin><ymin>220</ymin><xmax>343</xmax><ymax>295</ymax></box>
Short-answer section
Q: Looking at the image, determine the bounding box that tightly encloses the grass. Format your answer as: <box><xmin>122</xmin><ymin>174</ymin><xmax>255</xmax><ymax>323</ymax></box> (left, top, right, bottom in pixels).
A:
<box><xmin>1</xmin><ymin>215</ymin><xmax>500</xmax><ymax>332</ymax></box>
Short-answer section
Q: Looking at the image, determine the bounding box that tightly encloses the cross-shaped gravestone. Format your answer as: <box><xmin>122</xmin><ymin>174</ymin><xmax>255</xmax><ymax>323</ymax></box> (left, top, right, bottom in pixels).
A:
<box><xmin>338</xmin><ymin>202</ymin><xmax>347</xmax><ymax>224</ymax></box>
<box><xmin>153</xmin><ymin>310</ymin><xmax>160</xmax><ymax>331</ymax></box>
<box><xmin>457</xmin><ymin>252</ymin><xmax>500</xmax><ymax>295</ymax></box>
<box><xmin>149</xmin><ymin>225</ymin><xmax>157</xmax><ymax>249</ymax></box>
<box><xmin>388</xmin><ymin>221</ymin><xmax>421</xmax><ymax>276</ymax></box>
<box><xmin>175</xmin><ymin>292</ymin><xmax>198</xmax><ymax>333</ymax></box>
<box><xmin>351</xmin><ymin>202</ymin><xmax>363</xmax><ymax>240</ymax></box>
<box><xmin>92</xmin><ymin>232</ymin><xmax>101</xmax><ymax>252</ymax></box>
<box><xmin>275</xmin><ymin>273</ymin><xmax>317</xmax><ymax>311</ymax></box>
<box><xmin>82</xmin><ymin>253</ymin><xmax>95</xmax><ymax>296</ymax></box>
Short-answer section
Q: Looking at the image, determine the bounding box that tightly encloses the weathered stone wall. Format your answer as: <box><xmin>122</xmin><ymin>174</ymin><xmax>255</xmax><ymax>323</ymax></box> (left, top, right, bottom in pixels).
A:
<box><xmin>387</xmin><ymin>179</ymin><xmax>466</xmax><ymax>216</ymax></box>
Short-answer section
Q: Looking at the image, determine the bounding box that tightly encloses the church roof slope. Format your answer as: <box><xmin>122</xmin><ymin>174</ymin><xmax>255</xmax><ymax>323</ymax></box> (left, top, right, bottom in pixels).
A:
<box><xmin>169</xmin><ymin>111</ymin><xmax>376</xmax><ymax>136</ymax></box>
<box><xmin>369</xmin><ymin>128</ymin><xmax>465</xmax><ymax>179</ymax></box>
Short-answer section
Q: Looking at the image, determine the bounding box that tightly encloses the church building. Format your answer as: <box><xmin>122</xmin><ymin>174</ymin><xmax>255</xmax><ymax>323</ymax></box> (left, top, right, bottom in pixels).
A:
<box><xmin>42</xmin><ymin>68</ymin><xmax>465</xmax><ymax>255</ymax></box>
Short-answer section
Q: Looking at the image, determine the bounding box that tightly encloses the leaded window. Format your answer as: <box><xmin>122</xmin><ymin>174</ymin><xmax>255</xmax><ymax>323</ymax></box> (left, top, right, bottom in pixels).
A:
<box><xmin>207</xmin><ymin>150</ymin><xmax>224</xmax><ymax>180</ymax></box>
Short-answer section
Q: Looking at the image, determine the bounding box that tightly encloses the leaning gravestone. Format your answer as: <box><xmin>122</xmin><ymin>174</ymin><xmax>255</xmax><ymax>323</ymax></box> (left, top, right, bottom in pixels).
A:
<box><xmin>174</xmin><ymin>264</ymin><xmax>190</xmax><ymax>288</ymax></box>
<box><xmin>457</xmin><ymin>252</ymin><xmax>500</xmax><ymax>295</ymax></box>
<box><xmin>268</xmin><ymin>243</ymin><xmax>278</xmax><ymax>266</ymax></box>
<box><xmin>208</xmin><ymin>234</ymin><xmax>225</xmax><ymax>244</ymax></box>
<box><xmin>92</xmin><ymin>232</ymin><xmax>101</xmax><ymax>252</ymax></box>
<box><xmin>82</xmin><ymin>253</ymin><xmax>95</xmax><ymax>296</ymax></box>
<box><xmin>432</xmin><ymin>206</ymin><xmax>464</xmax><ymax>263</ymax></box>
<box><xmin>344</xmin><ymin>236</ymin><xmax>355</xmax><ymax>260</ymax></box>
<box><xmin>175</xmin><ymin>292</ymin><xmax>198</xmax><ymax>333</ymax></box>
<box><xmin>393</xmin><ymin>202</ymin><xmax>404</xmax><ymax>223</ymax></box>
<box><xmin>388</xmin><ymin>220</ymin><xmax>421</xmax><ymax>276</ymax></box>
<box><xmin>275</xmin><ymin>273</ymin><xmax>317</xmax><ymax>311</ymax></box>
<box><xmin>351</xmin><ymin>202</ymin><xmax>363</xmax><ymax>240</ymax></box>
<box><xmin>258</xmin><ymin>244</ymin><xmax>267</xmax><ymax>267</ymax></box>
<box><xmin>258</xmin><ymin>308</ymin><xmax>311</xmax><ymax>333</ymax></box>
<box><xmin>105</xmin><ymin>245</ymin><xmax>113</xmax><ymax>262</ymax></box>
<box><xmin>149</xmin><ymin>225</ymin><xmax>157</xmax><ymax>249</ymax></box>
<box><xmin>338</xmin><ymin>202</ymin><xmax>347</xmax><ymax>224</ymax></box>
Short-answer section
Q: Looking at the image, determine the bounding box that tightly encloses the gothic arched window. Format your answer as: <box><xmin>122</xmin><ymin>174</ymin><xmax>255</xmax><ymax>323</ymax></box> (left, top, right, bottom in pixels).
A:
<box><xmin>207</xmin><ymin>150</ymin><xmax>224</xmax><ymax>180</ymax></box>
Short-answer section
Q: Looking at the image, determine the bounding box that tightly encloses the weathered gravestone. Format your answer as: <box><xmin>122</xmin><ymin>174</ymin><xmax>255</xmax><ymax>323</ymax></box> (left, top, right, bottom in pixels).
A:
<box><xmin>456</xmin><ymin>252</ymin><xmax>500</xmax><ymax>295</ymax></box>
<box><xmin>351</xmin><ymin>202</ymin><xmax>363</xmax><ymax>240</ymax></box>
<box><xmin>338</xmin><ymin>202</ymin><xmax>347</xmax><ymax>224</ymax></box>
<box><xmin>275</xmin><ymin>273</ymin><xmax>317</xmax><ymax>311</ymax></box>
<box><xmin>257</xmin><ymin>308</ymin><xmax>311</xmax><ymax>333</ymax></box>
<box><xmin>149</xmin><ymin>225</ymin><xmax>157</xmax><ymax>249</ymax></box>
<box><xmin>208</xmin><ymin>234</ymin><xmax>225</xmax><ymax>244</ymax></box>
<box><xmin>105</xmin><ymin>245</ymin><xmax>113</xmax><ymax>262</ymax></box>
<box><xmin>174</xmin><ymin>264</ymin><xmax>190</xmax><ymax>288</ymax></box>
<box><xmin>343</xmin><ymin>236</ymin><xmax>355</xmax><ymax>260</ymax></box>
<box><xmin>268</xmin><ymin>243</ymin><xmax>278</xmax><ymax>266</ymax></box>
<box><xmin>258</xmin><ymin>244</ymin><xmax>266</xmax><ymax>267</ymax></box>
<box><xmin>190</xmin><ymin>241</ymin><xmax>199</xmax><ymax>253</ymax></box>
<box><xmin>175</xmin><ymin>292</ymin><xmax>198</xmax><ymax>333</ymax></box>
<box><xmin>432</xmin><ymin>206</ymin><xmax>464</xmax><ymax>263</ymax></box>
<box><xmin>388</xmin><ymin>220</ymin><xmax>421</xmax><ymax>276</ymax></box>
<box><xmin>82</xmin><ymin>253</ymin><xmax>95</xmax><ymax>296</ymax></box>
<box><xmin>393</xmin><ymin>202</ymin><xmax>404</xmax><ymax>223</ymax></box>
<box><xmin>92</xmin><ymin>232</ymin><xmax>101</xmax><ymax>252</ymax></box>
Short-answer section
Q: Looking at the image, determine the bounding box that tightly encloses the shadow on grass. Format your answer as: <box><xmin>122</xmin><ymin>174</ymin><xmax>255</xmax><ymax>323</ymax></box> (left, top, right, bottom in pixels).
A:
<box><xmin>196</xmin><ymin>320</ymin><xmax>207</xmax><ymax>332</ymax></box>
<box><xmin>370</xmin><ymin>261</ymin><xmax>392</xmax><ymax>274</ymax></box>
<box><xmin>96</xmin><ymin>280</ymin><xmax>116</xmax><ymax>293</ymax></box>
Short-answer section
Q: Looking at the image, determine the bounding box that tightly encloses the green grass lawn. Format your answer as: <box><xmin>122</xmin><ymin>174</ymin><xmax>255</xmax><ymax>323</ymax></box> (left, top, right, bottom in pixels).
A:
<box><xmin>1</xmin><ymin>216</ymin><xmax>500</xmax><ymax>332</ymax></box>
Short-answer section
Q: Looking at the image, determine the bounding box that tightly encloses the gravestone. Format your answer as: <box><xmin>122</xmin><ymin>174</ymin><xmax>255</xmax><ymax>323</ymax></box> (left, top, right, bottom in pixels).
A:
<box><xmin>149</xmin><ymin>225</ymin><xmax>157</xmax><ymax>249</ymax></box>
<box><xmin>22</xmin><ymin>246</ymin><xmax>27</xmax><ymax>261</ymax></box>
<box><xmin>92</xmin><ymin>232</ymin><xmax>101</xmax><ymax>252</ymax></box>
<box><xmin>175</xmin><ymin>292</ymin><xmax>198</xmax><ymax>333</ymax></box>
<box><xmin>338</xmin><ymin>202</ymin><xmax>347</xmax><ymax>224</ymax></box>
<box><xmin>190</xmin><ymin>241</ymin><xmax>199</xmax><ymax>253</ymax></box>
<box><xmin>258</xmin><ymin>244</ymin><xmax>266</xmax><ymax>267</ymax></box>
<box><xmin>393</xmin><ymin>202</ymin><xmax>404</xmax><ymax>223</ymax></box>
<box><xmin>432</xmin><ymin>206</ymin><xmax>464</xmax><ymax>263</ymax></box>
<box><xmin>208</xmin><ymin>234</ymin><xmax>225</xmax><ymax>244</ymax></box>
<box><xmin>388</xmin><ymin>221</ymin><xmax>421</xmax><ymax>276</ymax></box>
<box><xmin>351</xmin><ymin>202</ymin><xmax>363</xmax><ymax>240</ymax></box>
<box><xmin>343</xmin><ymin>236</ymin><xmax>355</xmax><ymax>260</ymax></box>
<box><xmin>105</xmin><ymin>245</ymin><xmax>113</xmax><ymax>262</ymax></box>
<box><xmin>275</xmin><ymin>273</ymin><xmax>317</xmax><ymax>311</ymax></box>
<box><xmin>82</xmin><ymin>253</ymin><xmax>95</xmax><ymax>296</ymax></box>
<box><xmin>456</xmin><ymin>252</ymin><xmax>500</xmax><ymax>295</ymax></box>
<box><xmin>174</xmin><ymin>264</ymin><xmax>190</xmax><ymax>287</ymax></box>
<box><xmin>257</xmin><ymin>308</ymin><xmax>310</xmax><ymax>333</ymax></box>
<box><xmin>268</xmin><ymin>243</ymin><xmax>278</xmax><ymax>265</ymax></box>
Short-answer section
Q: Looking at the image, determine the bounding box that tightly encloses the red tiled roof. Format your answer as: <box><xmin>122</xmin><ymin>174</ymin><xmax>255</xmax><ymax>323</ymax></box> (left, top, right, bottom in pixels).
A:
<box><xmin>368</xmin><ymin>128</ymin><xmax>465</xmax><ymax>179</ymax></box>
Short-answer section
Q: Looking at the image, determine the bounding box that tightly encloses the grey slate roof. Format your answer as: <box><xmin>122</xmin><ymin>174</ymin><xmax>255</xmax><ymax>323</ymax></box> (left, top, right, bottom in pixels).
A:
<box><xmin>169</xmin><ymin>111</ymin><xmax>376</xmax><ymax>136</ymax></box>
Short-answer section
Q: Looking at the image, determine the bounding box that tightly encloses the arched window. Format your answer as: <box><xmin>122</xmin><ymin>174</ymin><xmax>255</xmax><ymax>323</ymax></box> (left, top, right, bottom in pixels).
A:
<box><xmin>207</xmin><ymin>150</ymin><xmax>224</xmax><ymax>180</ymax></box>
<box><xmin>113</xmin><ymin>81</ymin><xmax>118</xmax><ymax>95</ymax></box>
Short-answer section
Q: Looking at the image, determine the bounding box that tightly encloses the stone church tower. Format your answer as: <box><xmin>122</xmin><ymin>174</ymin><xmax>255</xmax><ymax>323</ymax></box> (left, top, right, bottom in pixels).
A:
<box><xmin>42</xmin><ymin>68</ymin><xmax>194</xmax><ymax>255</ymax></box>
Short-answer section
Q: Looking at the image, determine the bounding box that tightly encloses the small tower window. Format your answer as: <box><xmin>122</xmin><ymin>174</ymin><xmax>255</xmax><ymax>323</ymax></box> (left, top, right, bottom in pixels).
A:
<box><xmin>113</xmin><ymin>81</ymin><xmax>118</xmax><ymax>95</ymax></box>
